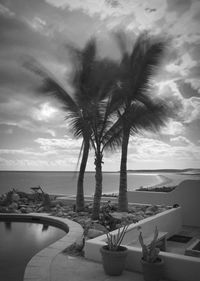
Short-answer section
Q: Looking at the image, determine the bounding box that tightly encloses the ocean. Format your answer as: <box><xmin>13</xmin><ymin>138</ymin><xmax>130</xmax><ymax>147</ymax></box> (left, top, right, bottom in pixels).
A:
<box><xmin>0</xmin><ymin>171</ymin><xmax>162</xmax><ymax>196</ymax></box>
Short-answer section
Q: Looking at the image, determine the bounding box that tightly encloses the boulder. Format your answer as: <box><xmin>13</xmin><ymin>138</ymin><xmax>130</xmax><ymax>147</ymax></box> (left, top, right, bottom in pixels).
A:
<box><xmin>8</xmin><ymin>202</ymin><xmax>18</xmax><ymax>210</ymax></box>
<box><xmin>145</xmin><ymin>210</ymin><xmax>154</xmax><ymax>216</ymax></box>
<box><xmin>56</xmin><ymin>211</ymin><xmax>64</xmax><ymax>217</ymax></box>
<box><xmin>26</xmin><ymin>207</ymin><xmax>34</xmax><ymax>213</ymax></box>
<box><xmin>110</xmin><ymin>212</ymin><xmax>128</xmax><ymax>220</ymax></box>
<box><xmin>37</xmin><ymin>206</ymin><xmax>45</xmax><ymax>212</ymax></box>
<box><xmin>87</xmin><ymin>228</ymin><xmax>104</xmax><ymax>239</ymax></box>
<box><xmin>92</xmin><ymin>223</ymin><xmax>107</xmax><ymax>233</ymax></box>
<box><xmin>67</xmin><ymin>211</ymin><xmax>76</xmax><ymax>216</ymax></box>
<box><xmin>50</xmin><ymin>200</ymin><xmax>62</xmax><ymax>207</ymax></box>
<box><xmin>147</xmin><ymin>205</ymin><xmax>158</xmax><ymax>212</ymax></box>
<box><xmin>20</xmin><ymin>207</ymin><xmax>27</xmax><ymax>213</ymax></box>
<box><xmin>12</xmin><ymin>193</ymin><xmax>20</xmax><ymax>202</ymax></box>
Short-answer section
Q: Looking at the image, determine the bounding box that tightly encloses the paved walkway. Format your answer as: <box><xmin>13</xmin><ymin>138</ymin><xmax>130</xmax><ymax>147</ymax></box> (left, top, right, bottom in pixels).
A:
<box><xmin>50</xmin><ymin>252</ymin><xmax>144</xmax><ymax>281</ymax></box>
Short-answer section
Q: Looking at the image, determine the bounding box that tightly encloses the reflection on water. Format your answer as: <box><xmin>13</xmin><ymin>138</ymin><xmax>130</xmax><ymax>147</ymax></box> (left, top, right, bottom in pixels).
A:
<box><xmin>4</xmin><ymin>221</ymin><xmax>12</xmax><ymax>231</ymax></box>
<box><xmin>0</xmin><ymin>220</ymin><xmax>65</xmax><ymax>281</ymax></box>
<box><xmin>42</xmin><ymin>224</ymin><xmax>49</xmax><ymax>232</ymax></box>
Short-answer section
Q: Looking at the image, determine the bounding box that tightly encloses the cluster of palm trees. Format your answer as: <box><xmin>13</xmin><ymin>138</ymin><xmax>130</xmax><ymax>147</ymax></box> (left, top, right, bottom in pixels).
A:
<box><xmin>26</xmin><ymin>32</ymin><xmax>169</xmax><ymax>220</ymax></box>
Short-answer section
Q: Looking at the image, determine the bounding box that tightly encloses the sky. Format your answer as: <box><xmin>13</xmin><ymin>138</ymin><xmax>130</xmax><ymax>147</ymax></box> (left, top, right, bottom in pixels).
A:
<box><xmin>0</xmin><ymin>0</ymin><xmax>200</xmax><ymax>171</ymax></box>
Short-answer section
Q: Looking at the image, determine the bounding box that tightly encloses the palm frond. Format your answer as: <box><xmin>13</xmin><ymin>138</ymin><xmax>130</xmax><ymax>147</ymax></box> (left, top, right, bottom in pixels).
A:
<box><xmin>128</xmin><ymin>100</ymin><xmax>168</xmax><ymax>135</ymax></box>
<box><xmin>24</xmin><ymin>57</ymin><xmax>78</xmax><ymax>113</ymax></box>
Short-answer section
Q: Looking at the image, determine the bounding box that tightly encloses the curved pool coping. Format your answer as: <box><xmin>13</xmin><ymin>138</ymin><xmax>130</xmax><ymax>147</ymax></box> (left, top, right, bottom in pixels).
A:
<box><xmin>0</xmin><ymin>213</ymin><xmax>83</xmax><ymax>281</ymax></box>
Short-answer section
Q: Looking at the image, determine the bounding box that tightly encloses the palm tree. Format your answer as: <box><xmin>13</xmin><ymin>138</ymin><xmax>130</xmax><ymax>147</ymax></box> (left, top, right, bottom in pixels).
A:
<box><xmin>25</xmin><ymin>39</ymin><xmax>121</xmax><ymax>214</ymax></box>
<box><xmin>24</xmin><ymin>40</ymin><xmax>99</xmax><ymax>212</ymax></box>
<box><xmin>114</xmin><ymin>32</ymin><xmax>169</xmax><ymax>211</ymax></box>
<box><xmin>89</xmin><ymin>91</ymin><xmax>123</xmax><ymax>219</ymax></box>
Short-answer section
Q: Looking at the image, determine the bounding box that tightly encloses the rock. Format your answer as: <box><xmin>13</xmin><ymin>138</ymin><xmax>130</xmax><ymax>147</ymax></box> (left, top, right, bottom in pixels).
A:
<box><xmin>26</xmin><ymin>207</ymin><xmax>33</xmax><ymax>213</ymax></box>
<box><xmin>147</xmin><ymin>205</ymin><xmax>158</xmax><ymax>212</ymax></box>
<box><xmin>20</xmin><ymin>207</ymin><xmax>27</xmax><ymax>213</ymax></box>
<box><xmin>0</xmin><ymin>206</ymin><xmax>8</xmax><ymax>213</ymax></box>
<box><xmin>50</xmin><ymin>200</ymin><xmax>61</xmax><ymax>207</ymax></box>
<box><xmin>37</xmin><ymin>206</ymin><xmax>44</xmax><ymax>212</ymax></box>
<box><xmin>92</xmin><ymin>223</ymin><xmax>107</xmax><ymax>233</ymax></box>
<box><xmin>135</xmin><ymin>211</ymin><xmax>145</xmax><ymax>216</ymax></box>
<box><xmin>145</xmin><ymin>210</ymin><xmax>154</xmax><ymax>216</ymax></box>
<box><xmin>56</xmin><ymin>211</ymin><xmax>64</xmax><ymax>217</ymax></box>
<box><xmin>126</xmin><ymin>213</ymin><xmax>138</xmax><ymax>222</ymax></box>
<box><xmin>67</xmin><ymin>211</ymin><xmax>76</xmax><ymax>216</ymax></box>
<box><xmin>110</xmin><ymin>212</ymin><xmax>128</xmax><ymax>220</ymax></box>
<box><xmin>8</xmin><ymin>202</ymin><xmax>18</xmax><ymax>210</ymax></box>
<box><xmin>12</xmin><ymin>193</ymin><xmax>20</xmax><ymax>202</ymax></box>
<box><xmin>87</xmin><ymin>229</ymin><xmax>104</xmax><ymax>239</ymax></box>
<box><xmin>78</xmin><ymin>211</ymin><xmax>88</xmax><ymax>216</ymax></box>
<box><xmin>135</xmin><ymin>215</ymin><xmax>144</xmax><ymax>221</ymax></box>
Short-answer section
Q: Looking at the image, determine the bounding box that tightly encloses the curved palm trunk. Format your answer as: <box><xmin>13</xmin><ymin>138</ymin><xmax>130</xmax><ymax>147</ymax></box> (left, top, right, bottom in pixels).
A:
<box><xmin>92</xmin><ymin>151</ymin><xmax>103</xmax><ymax>220</ymax></box>
<box><xmin>76</xmin><ymin>140</ymin><xmax>89</xmax><ymax>212</ymax></box>
<box><xmin>118</xmin><ymin>129</ymin><xmax>130</xmax><ymax>212</ymax></box>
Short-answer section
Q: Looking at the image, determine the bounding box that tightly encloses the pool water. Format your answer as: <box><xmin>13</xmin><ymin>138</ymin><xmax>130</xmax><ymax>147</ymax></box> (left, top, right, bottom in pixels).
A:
<box><xmin>0</xmin><ymin>220</ymin><xmax>66</xmax><ymax>281</ymax></box>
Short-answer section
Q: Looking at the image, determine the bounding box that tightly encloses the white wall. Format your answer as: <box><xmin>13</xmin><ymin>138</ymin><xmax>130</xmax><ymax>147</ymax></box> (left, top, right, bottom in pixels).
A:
<box><xmin>85</xmin><ymin>207</ymin><xmax>200</xmax><ymax>281</ymax></box>
<box><xmin>85</xmin><ymin>208</ymin><xmax>182</xmax><ymax>263</ymax></box>
<box><xmin>127</xmin><ymin>180</ymin><xmax>200</xmax><ymax>227</ymax></box>
<box><xmin>126</xmin><ymin>246</ymin><xmax>200</xmax><ymax>281</ymax></box>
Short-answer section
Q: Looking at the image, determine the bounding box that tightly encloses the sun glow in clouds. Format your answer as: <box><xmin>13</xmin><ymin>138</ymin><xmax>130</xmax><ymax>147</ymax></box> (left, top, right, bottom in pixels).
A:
<box><xmin>33</xmin><ymin>102</ymin><xmax>58</xmax><ymax>121</ymax></box>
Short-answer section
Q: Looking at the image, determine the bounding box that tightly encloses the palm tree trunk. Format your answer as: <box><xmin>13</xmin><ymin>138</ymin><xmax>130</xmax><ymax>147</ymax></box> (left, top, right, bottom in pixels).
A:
<box><xmin>76</xmin><ymin>140</ymin><xmax>89</xmax><ymax>212</ymax></box>
<box><xmin>118</xmin><ymin>129</ymin><xmax>130</xmax><ymax>212</ymax></box>
<box><xmin>92</xmin><ymin>151</ymin><xmax>103</xmax><ymax>220</ymax></box>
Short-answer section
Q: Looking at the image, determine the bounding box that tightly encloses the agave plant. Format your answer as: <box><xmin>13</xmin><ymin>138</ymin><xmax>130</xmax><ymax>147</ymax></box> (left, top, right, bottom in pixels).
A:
<box><xmin>106</xmin><ymin>224</ymin><xmax>129</xmax><ymax>251</ymax></box>
<box><xmin>138</xmin><ymin>227</ymin><xmax>160</xmax><ymax>263</ymax></box>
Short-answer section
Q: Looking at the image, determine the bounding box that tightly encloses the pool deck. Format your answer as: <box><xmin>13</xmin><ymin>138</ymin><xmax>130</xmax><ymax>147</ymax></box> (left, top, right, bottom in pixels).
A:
<box><xmin>51</xmin><ymin>252</ymin><xmax>145</xmax><ymax>281</ymax></box>
<box><xmin>23</xmin><ymin>213</ymin><xmax>83</xmax><ymax>281</ymax></box>
<box><xmin>0</xmin><ymin>213</ymin><xmax>169</xmax><ymax>281</ymax></box>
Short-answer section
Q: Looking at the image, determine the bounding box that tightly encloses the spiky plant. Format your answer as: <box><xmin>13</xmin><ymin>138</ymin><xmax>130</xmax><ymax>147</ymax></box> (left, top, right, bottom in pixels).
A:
<box><xmin>138</xmin><ymin>227</ymin><xmax>160</xmax><ymax>263</ymax></box>
<box><xmin>106</xmin><ymin>224</ymin><xmax>129</xmax><ymax>251</ymax></box>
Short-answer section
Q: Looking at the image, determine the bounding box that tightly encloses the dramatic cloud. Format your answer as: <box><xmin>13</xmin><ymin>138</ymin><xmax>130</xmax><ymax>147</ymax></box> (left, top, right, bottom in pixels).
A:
<box><xmin>0</xmin><ymin>0</ymin><xmax>199</xmax><ymax>170</ymax></box>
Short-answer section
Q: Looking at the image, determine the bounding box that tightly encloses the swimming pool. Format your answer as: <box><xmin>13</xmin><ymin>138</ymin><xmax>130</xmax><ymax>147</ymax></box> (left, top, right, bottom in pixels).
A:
<box><xmin>0</xmin><ymin>218</ymin><xmax>66</xmax><ymax>281</ymax></box>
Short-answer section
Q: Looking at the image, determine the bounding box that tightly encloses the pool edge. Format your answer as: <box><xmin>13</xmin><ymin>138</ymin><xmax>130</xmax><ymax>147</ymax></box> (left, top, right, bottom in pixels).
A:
<box><xmin>0</xmin><ymin>213</ymin><xmax>83</xmax><ymax>281</ymax></box>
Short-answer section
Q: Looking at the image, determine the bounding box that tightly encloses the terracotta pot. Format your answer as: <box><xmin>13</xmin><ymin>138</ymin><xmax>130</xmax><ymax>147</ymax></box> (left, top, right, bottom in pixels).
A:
<box><xmin>141</xmin><ymin>258</ymin><xmax>164</xmax><ymax>281</ymax></box>
<box><xmin>100</xmin><ymin>245</ymin><xmax>128</xmax><ymax>276</ymax></box>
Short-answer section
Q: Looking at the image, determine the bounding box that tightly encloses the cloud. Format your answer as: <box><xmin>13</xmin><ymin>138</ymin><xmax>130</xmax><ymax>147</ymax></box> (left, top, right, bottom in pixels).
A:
<box><xmin>35</xmin><ymin>137</ymin><xmax>82</xmax><ymax>151</ymax></box>
<box><xmin>185</xmin><ymin>79</ymin><xmax>200</xmax><ymax>94</ymax></box>
<box><xmin>0</xmin><ymin>93</ymin><xmax>66</xmax><ymax>136</ymax></box>
<box><xmin>161</xmin><ymin>119</ymin><xmax>185</xmax><ymax>135</ymax></box>
<box><xmin>31</xmin><ymin>102</ymin><xmax>59</xmax><ymax>122</ymax></box>
<box><xmin>128</xmin><ymin>136</ymin><xmax>200</xmax><ymax>165</ymax></box>
<box><xmin>0</xmin><ymin>3</ymin><xmax>15</xmax><ymax>16</ymax></box>
<box><xmin>158</xmin><ymin>81</ymin><xmax>200</xmax><ymax>124</ymax></box>
<box><xmin>165</xmin><ymin>53</ymin><xmax>197</xmax><ymax>77</ymax></box>
<box><xmin>170</xmin><ymin>136</ymin><xmax>192</xmax><ymax>146</ymax></box>
<box><xmin>0</xmin><ymin>0</ymin><xmax>199</xmax><ymax>170</ymax></box>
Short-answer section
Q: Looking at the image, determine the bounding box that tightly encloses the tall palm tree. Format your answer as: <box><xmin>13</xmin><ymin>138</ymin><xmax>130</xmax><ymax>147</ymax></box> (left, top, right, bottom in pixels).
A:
<box><xmin>24</xmin><ymin>40</ymin><xmax>98</xmax><ymax>212</ymax></box>
<box><xmin>89</xmin><ymin>91</ymin><xmax>123</xmax><ymax>219</ymax></box>
<box><xmin>114</xmin><ymin>32</ymin><xmax>169</xmax><ymax>211</ymax></box>
<box><xmin>25</xmin><ymin>39</ymin><xmax>121</xmax><ymax>214</ymax></box>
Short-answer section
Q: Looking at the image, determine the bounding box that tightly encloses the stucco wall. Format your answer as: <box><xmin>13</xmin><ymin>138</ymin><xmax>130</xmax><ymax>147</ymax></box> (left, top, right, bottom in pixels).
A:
<box><xmin>127</xmin><ymin>180</ymin><xmax>200</xmax><ymax>227</ymax></box>
<box><xmin>85</xmin><ymin>208</ymin><xmax>182</xmax><ymax>262</ymax></box>
<box><xmin>85</xmin><ymin>207</ymin><xmax>200</xmax><ymax>281</ymax></box>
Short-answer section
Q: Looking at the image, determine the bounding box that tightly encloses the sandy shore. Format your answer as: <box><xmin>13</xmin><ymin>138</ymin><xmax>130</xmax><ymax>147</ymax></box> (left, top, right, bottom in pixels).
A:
<box><xmin>152</xmin><ymin>173</ymin><xmax>200</xmax><ymax>188</ymax></box>
<box><xmin>152</xmin><ymin>174</ymin><xmax>173</xmax><ymax>187</ymax></box>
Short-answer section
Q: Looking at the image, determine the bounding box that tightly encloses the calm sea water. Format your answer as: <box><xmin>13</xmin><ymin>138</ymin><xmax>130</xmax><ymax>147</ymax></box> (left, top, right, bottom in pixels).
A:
<box><xmin>0</xmin><ymin>171</ymin><xmax>161</xmax><ymax>196</ymax></box>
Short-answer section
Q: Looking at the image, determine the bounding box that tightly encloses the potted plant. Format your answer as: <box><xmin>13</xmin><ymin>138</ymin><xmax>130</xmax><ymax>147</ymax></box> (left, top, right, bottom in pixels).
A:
<box><xmin>100</xmin><ymin>224</ymin><xmax>129</xmax><ymax>276</ymax></box>
<box><xmin>138</xmin><ymin>227</ymin><xmax>164</xmax><ymax>281</ymax></box>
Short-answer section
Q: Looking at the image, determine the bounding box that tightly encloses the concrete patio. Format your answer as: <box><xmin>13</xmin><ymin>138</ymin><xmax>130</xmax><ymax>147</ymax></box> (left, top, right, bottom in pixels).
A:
<box><xmin>50</xmin><ymin>251</ymin><xmax>169</xmax><ymax>281</ymax></box>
